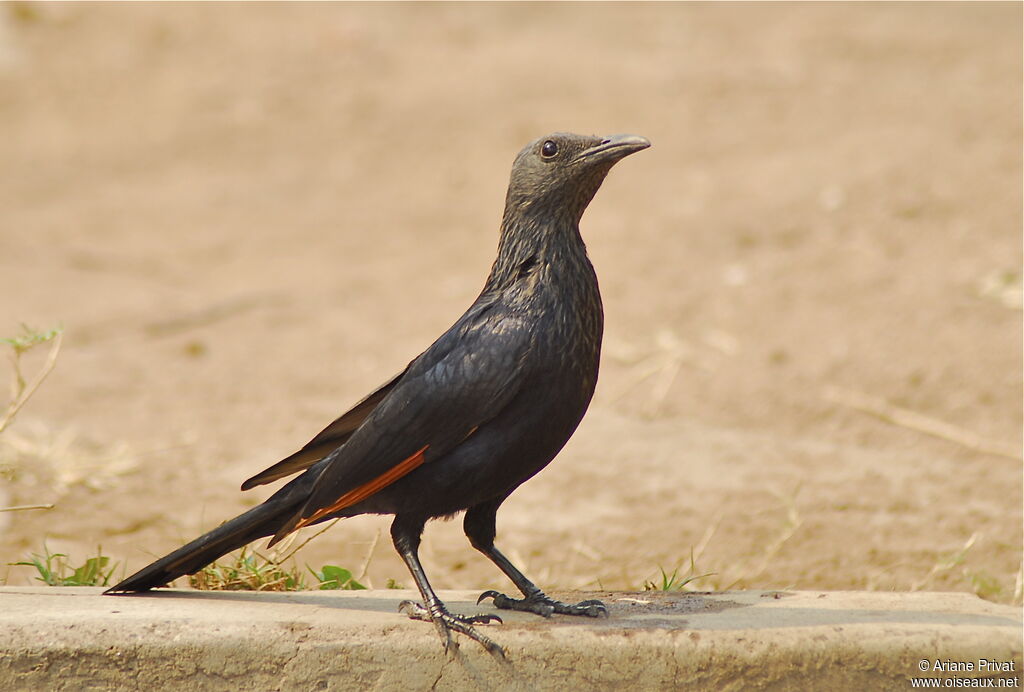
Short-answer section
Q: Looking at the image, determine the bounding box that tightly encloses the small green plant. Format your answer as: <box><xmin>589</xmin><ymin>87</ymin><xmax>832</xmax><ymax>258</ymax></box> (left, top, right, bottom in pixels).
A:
<box><xmin>643</xmin><ymin>544</ymin><xmax>716</xmax><ymax>592</ymax></box>
<box><xmin>188</xmin><ymin>546</ymin><xmax>307</xmax><ymax>591</ymax></box>
<box><xmin>309</xmin><ymin>564</ymin><xmax>366</xmax><ymax>590</ymax></box>
<box><xmin>0</xmin><ymin>324</ymin><xmax>63</xmax><ymax>354</ymax></box>
<box><xmin>12</xmin><ymin>543</ymin><xmax>119</xmax><ymax>586</ymax></box>
<box><xmin>643</xmin><ymin>564</ymin><xmax>716</xmax><ymax>592</ymax></box>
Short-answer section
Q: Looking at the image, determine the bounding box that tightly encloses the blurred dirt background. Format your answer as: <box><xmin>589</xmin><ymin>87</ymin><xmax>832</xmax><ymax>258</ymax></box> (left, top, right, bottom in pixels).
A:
<box><xmin>0</xmin><ymin>3</ymin><xmax>1020</xmax><ymax>602</ymax></box>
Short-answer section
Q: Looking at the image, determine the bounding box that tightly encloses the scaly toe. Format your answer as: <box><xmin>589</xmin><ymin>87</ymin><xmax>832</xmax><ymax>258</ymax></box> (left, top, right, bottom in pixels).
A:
<box><xmin>398</xmin><ymin>599</ymin><xmax>430</xmax><ymax>621</ymax></box>
<box><xmin>398</xmin><ymin>599</ymin><xmax>506</xmax><ymax>658</ymax></box>
<box><xmin>557</xmin><ymin>599</ymin><xmax>608</xmax><ymax>618</ymax></box>
<box><xmin>400</xmin><ymin>600</ymin><xmax>501</xmax><ymax>626</ymax></box>
<box><xmin>477</xmin><ymin>591</ymin><xmax>608</xmax><ymax>619</ymax></box>
<box><xmin>478</xmin><ymin>590</ymin><xmax>554</xmax><ymax>617</ymax></box>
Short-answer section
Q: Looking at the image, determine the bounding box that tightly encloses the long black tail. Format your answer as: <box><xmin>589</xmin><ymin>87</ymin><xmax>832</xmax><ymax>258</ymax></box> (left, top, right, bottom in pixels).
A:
<box><xmin>105</xmin><ymin>480</ymin><xmax>311</xmax><ymax>594</ymax></box>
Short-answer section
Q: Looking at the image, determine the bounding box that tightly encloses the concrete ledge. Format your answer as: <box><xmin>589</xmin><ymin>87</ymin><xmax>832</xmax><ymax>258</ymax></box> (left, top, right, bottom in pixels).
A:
<box><xmin>0</xmin><ymin>587</ymin><xmax>1020</xmax><ymax>691</ymax></box>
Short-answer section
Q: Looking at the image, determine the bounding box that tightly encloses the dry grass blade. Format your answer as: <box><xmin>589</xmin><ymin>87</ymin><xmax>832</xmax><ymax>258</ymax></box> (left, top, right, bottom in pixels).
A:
<box><xmin>910</xmin><ymin>533</ymin><xmax>979</xmax><ymax>592</ymax></box>
<box><xmin>143</xmin><ymin>294</ymin><xmax>282</xmax><ymax>337</ymax></box>
<box><xmin>272</xmin><ymin>518</ymin><xmax>340</xmax><ymax>564</ymax></box>
<box><xmin>355</xmin><ymin>529</ymin><xmax>381</xmax><ymax>584</ymax></box>
<box><xmin>1</xmin><ymin>329</ymin><xmax>63</xmax><ymax>436</ymax></box>
<box><xmin>2</xmin><ymin>326</ymin><xmax>63</xmax><ymax>514</ymax></box>
<box><xmin>724</xmin><ymin>486</ymin><xmax>803</xmax><ymax>590</ymax></box>
<box><xmin>823</xmin><ymin>386</ymin><xmax>1020</xmax><ymax>460</ymax></box>
<box><xmin>188</xmin><ymin>545</ymin><xmax>307</xmax><ymax>592</ymax></box>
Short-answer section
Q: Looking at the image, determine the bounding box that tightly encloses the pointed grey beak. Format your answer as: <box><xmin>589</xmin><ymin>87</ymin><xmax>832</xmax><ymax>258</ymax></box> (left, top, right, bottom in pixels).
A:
<box><xmin>577</xmin><ymin>134</ymin><xmax>651</xmax><ymax>163</ymax></box>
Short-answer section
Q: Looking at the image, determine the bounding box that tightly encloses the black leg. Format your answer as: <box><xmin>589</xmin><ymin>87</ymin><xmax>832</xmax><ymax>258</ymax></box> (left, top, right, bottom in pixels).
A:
<box><xmin>464</xmin><ymin>500</ymin><xmax>608</xmax><ymax>619</ymax></box>
<box><xmin>390</xmin><ymin>514</ymin><xmax>504</xmax><ymax>657</ymax></box>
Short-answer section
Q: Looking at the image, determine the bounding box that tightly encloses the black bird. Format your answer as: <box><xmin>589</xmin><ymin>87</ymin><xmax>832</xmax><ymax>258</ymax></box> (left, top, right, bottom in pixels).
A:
<box><xmin>105</xmin><ymin>132</ymin><xmax>650</xmax><ymax>656</ymax></box>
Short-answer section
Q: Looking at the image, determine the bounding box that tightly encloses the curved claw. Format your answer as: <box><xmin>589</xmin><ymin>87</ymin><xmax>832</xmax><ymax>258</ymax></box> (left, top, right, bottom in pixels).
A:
<box><xmin>398</xmin><ymin>599</ymin><xmax>424</xmax><ymax>617</ymax></box>
<box><xmin>466</xmin><ymin>612</ymin><xmax>504</xmax><ymax>625</ymax></box>
<box><xmin>477</xmin><ymin>589</ymin><xmax>501</xmax><ymax>605</ymax></box>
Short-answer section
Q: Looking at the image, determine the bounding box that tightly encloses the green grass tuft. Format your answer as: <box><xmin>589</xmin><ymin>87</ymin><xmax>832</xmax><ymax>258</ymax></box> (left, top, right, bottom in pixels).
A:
<box><xmin>11</xmin><ymin>543</ymin><xmax>119</xmax><ymax>586</ymax></box>
<box><xmin>188</xmin><ymin>546</ymin><xmax>307</xmax><ymax>591</ymax></box>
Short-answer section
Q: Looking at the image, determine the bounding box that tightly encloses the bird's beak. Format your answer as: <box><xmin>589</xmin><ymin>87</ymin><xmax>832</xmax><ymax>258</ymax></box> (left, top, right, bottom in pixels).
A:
<box><xmin>577</xmin><ymin>134</ymin><xmax>651</xmax><ymax>163</ymax></box>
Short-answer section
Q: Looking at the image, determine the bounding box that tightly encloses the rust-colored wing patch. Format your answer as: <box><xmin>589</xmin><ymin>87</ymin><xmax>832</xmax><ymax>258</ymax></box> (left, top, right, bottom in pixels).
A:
<box><xmin>294</xmin><ymin>445</ymin><xmax>429</xmax><ymax>530</ymax></box>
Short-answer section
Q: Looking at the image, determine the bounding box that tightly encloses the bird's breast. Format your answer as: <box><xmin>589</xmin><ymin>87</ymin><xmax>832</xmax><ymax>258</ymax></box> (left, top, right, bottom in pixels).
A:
<box><xmin>523</xmin><ymin>268</ymin><xmax>603</xmax><ymax>396</ymax></box>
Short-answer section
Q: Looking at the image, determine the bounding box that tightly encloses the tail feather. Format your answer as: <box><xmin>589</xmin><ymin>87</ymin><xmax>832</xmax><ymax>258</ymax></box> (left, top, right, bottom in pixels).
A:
<box><xmin>104</xmin><ymin>495</ymin><xmax>302</xmax><ymax>594</ymax></box>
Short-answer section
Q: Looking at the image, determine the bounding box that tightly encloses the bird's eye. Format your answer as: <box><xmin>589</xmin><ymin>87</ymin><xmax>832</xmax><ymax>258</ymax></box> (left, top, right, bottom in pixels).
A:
<box><xmin>541</xmin><ymin>140</ymin><xmax>558</xmax><ymax>158</ymax></box>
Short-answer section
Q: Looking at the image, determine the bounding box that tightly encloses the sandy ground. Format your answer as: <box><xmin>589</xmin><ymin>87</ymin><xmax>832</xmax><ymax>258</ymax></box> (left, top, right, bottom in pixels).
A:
<box><xmin>0</xmin><ymin>3</ymin><xmax>1020</xmax><ymax>603</ymax></box>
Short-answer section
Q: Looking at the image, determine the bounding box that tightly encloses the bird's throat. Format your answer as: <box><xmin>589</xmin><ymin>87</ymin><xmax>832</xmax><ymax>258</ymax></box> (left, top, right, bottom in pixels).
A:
<box><xmin>487</xmin><ymin>213</ymin><xmax>589</xmax><ymax>291</ymax></box>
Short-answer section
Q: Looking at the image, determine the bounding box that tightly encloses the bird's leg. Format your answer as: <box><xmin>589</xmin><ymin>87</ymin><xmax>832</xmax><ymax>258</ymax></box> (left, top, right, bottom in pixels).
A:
<box><xmin>390</xmin><ymin>515</ymin><xmax>505</xmax><ymax>657</ymax></box>
<box><xmin>465</xmin><ymin>501</ymin><xmax>608</xmax><ymax>619</ymax></box>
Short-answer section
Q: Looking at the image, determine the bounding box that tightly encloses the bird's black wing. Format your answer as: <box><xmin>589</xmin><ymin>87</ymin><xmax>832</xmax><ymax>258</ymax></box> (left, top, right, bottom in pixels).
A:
<box><xmin>269</xmin><ymin>304</ymin><xmax>534</xmax><ymax>544</ymax></box>
<box><xmin>240</xmin><ymin>369</ymin><xmax>407</xmax><ymax>490</ymax></box>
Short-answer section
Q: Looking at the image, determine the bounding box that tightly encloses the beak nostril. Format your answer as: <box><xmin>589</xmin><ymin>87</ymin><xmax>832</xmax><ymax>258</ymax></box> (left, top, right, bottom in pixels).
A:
<box><xmin>600</xmin><ymin>139</ymin><xmax>611</xmax><ymax>145</ymax></box>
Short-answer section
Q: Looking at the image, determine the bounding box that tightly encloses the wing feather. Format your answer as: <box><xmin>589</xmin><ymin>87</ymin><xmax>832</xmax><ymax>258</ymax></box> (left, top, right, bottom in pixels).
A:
<box><xmin>270</xmin><ymin>309</ymin><xmax>533</xmax><ymax>544</ymax></box>
<box><xmin>240</xmin><ymin>369</ymin><xmax>406</xmax><ymax>490</ymax></box>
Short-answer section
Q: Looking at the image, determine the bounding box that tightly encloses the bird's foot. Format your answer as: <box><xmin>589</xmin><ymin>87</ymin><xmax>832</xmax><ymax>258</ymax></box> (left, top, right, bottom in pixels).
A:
<box><xmin>477</xmin><ymin>589</ymin><xmax>608</xmax><ymax>618</ymax></box>
<box><xmin>398</xmin><ymin>599</ymin><xmax>505</xmax><ymax>658</ymax></box>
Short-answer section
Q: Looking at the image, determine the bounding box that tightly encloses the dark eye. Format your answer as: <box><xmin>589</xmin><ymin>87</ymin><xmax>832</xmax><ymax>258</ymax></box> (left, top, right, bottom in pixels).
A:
<box><xmin>541</xmin><ymin>140</ymin><xmax>558</xmax><ymax>158</ymax></box>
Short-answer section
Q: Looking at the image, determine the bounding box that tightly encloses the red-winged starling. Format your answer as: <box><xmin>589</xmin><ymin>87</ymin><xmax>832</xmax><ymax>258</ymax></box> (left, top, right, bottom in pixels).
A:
<box><xmin>105</xmin><ymin>132</ymin><xmax>651</xmax><ymax>657</ymax></box>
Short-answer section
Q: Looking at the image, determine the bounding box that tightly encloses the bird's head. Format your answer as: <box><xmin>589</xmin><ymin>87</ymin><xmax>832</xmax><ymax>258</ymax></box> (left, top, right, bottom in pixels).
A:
<box><xmin>504</xmin><ymin>132</ymin><xmax>651</xmax><ymax>225</ymax></box>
